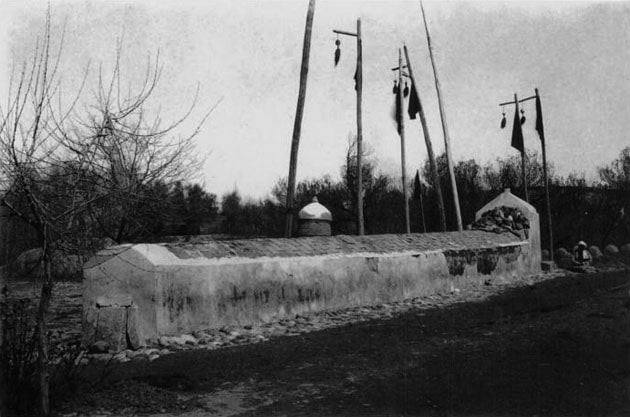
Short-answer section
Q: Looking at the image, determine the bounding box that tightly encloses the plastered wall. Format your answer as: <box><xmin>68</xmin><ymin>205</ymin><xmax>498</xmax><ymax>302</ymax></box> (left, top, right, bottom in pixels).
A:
<box><xmin>83</xmin><ymin>190</ymin><xmax>540</xmax><ymax>351</ymax></box>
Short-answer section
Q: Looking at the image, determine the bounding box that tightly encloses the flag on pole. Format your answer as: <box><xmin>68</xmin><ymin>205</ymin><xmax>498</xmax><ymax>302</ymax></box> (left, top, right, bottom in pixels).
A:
<box><xmin>511</xmin><ymin>104</ymin><xmax>524</xmax><ymax>154</ymax></box>
<box><xmin>393</xmin><ymin>83</ymin><xmax>402</xmax><ymax>134</ymax></box>
<box><xmin>407</xmin><ymin>82</ymin><xmax>421</xmax><ymax>120</ymax></box>
<box><xmin>413</xmin><ymin>170</ymin><xmax>422</xmax><ymax>200</ymax></box>
<box><xmin>535</xmin><ymin>94</ymin><xmax>545</xmax><ymax>145</ymax></box>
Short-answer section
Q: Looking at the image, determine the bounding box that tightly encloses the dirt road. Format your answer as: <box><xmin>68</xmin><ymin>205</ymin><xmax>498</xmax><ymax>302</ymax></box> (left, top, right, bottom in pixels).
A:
<box><xmin>57</xmin><ymin>267</ymin><xmax>630</xmax><ymax>417</ymax></box>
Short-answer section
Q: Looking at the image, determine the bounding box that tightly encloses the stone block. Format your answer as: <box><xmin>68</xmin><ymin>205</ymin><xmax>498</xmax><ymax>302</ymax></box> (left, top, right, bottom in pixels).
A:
<box><xmin>96</xmin><ymin>306</ymin><xmax>127</xmax><ymax>352</ymax></box>
<box><xmin>126</xmin><ymin>304</ymin><xmax>145</xmax><ymax>350</ymax></box>
<box><xmin>555</xmin><ymin>247</ymin><xmax>571</xmax><ymax>260</ymax></box>
<box><xmin>81</xmin><ymin>305</ymin><xmax>99</xmax><ymax>347</ymax></box>
<box><xmin>541</xmin><ymin>261</ymin><xmax>554</xmax><ymax>272</ymax></box>
<box><xmin>88</xmin><ymin>340</ymin><xmax>110</xmax><ymax>354</ymax></box>
<box><xmin>588</xmin><ymin>245</ymin><xmax>603</xmax><ymax>260</ymax></box>
<box><xmin>619</xmin><ymin>243</ymin><xmax>630</xmax><ymax>258</ymax></box>
<box><xmin>604</xmin><ymin>244</ymin><xmax>619</xmax><ymax>257</ymax></box>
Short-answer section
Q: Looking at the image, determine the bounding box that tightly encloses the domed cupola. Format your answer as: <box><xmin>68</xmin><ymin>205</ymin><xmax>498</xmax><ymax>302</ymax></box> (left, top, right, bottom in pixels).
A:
<box><xmin>297</xmin><ymin>196</ymin><xmax>332</xmax><ymax>237</ymax></box>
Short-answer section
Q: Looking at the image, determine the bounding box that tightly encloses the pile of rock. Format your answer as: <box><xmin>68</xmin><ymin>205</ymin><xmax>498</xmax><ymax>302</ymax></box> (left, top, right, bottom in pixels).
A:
<box><xmin>553</xmin><ymin>242</ymin><xmax>630</xmax><ymax>271</ymax></box>
<box><xmin>468</xmin><ymin>206</ymin><xmax>530</xmax><ymax>238</ymax></box>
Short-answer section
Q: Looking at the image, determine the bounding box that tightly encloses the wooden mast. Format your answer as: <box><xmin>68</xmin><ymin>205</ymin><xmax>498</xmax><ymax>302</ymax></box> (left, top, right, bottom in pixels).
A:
<box><xmin>536</xmin><ymin>88</ymin><xmax>553</xmax><ymax>264</ymax></box>
<box><xmin>356</xmin><ymin>19</ymin><xmax>364</xmax><ymax>235</ymax></box>
<box><xmin>403</xmin><ymin>44</ymin><xmax>447</xmax><ymax>232</ymax></box>
<box><xmin>398</xmin><ymin>48</ymin><xmax>411</xmax><ymax>234</ymax></box>
<box><xmin>285</xmin><ymin>0</ymin><xmax>316</xmax><ymax>237</ymax></box>
<box><xmin>420</xmin><ymin>1</ymin><xmax>462</xmax><ymax>231</ymax></box>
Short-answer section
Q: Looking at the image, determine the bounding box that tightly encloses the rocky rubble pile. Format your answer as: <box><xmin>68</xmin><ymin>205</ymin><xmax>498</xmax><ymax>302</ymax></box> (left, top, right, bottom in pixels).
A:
<box><xmin>468</xmin><ymin>206</ymin><xmax>530</xmax><ymax>238</ymax></box>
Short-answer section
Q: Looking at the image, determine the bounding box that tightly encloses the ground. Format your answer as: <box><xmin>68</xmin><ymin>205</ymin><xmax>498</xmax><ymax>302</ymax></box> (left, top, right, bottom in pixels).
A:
<box><xmin>9</xmin><ymin>265</ymin><xmax>630</xmax><ymax>417</ymax></box>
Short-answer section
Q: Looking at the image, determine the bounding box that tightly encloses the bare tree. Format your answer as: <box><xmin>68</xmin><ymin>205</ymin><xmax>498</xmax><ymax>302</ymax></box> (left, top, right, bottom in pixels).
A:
<box><xmin>598</xmin><ymin>146</ymin><xmax>630</xmax><ymax>190</ymax></box>
<box><xmin>0</xmin><ymin>11</ymin><xmax>212</xmax><ymax>416</ymax></box>
<box><xmin>483</xmin><ymin>150</ymin><xmax>552</xmax><ymax>195</ymax></box>
<box><xmin>64</xmin><ymin>39</ymin><xmax>214</xmax><ymax>243</ymax></box>
<box><xmin>0</xmin><ymin>9</ymin><xmax>88</xmax><ymax>415</ymax></box>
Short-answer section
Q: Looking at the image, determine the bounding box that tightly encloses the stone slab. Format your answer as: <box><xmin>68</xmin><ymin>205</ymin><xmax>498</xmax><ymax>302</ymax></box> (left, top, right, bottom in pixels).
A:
<box><xmin>96</xmin><ymin>306</ymin><xmax>127</xmax><ymax>352</ymax></box>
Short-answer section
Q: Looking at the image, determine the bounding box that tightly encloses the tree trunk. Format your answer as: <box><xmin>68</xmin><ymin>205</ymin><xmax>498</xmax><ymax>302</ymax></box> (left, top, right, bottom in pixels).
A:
<box><xmin>36</xmin><ymin>240</ymin><xmax>53</xmax><ymax>417</ymax></box>
<box><xmin>0</xmin><ymin>263</ymin><xmax>7</xmax><ymax>417</ymax></box>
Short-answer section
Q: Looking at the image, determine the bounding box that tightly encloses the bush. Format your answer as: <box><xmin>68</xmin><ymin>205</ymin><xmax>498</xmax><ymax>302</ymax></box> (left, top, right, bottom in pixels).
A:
<box><xmin>1</xmin><ymin>297</ymin><xmax>39</xmax><ymax>415</ymax></box>
<box><xmin>1</xmin><ymin>293</ymin><xmax>84</xmax><ymax>416</ymax></box>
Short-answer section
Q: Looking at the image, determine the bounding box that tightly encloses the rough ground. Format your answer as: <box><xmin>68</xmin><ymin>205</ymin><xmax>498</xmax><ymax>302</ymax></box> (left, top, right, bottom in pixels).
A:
<box><xmin>11</xmin><ymin>266</ymin><xmax>630</xmax><ymax>417</ymax></box>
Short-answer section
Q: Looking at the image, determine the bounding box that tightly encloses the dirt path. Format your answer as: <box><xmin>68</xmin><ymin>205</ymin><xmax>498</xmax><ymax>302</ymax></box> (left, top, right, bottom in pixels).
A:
<box><xmin>53</xmin><ymin>267</ymin><xmax>630</xmax><ymax>417</ymax></box>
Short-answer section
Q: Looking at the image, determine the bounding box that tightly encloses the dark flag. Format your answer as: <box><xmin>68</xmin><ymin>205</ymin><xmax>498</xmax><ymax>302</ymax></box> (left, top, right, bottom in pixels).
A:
<box><xmin>511</xmin><ymin>104</ymin><xmax>524</xmax><ymax>154</ymax></box>
<box><xmin>535</xmin><ymin>94</ymin><xmax>545</xmax><ymax>145</ymax></box>
<box><xmin>413</xmin><ymin>170</ymin><xmax>427</xmax><ymax>233</ymax></box>
<box><xmin>413</xmin><ymin>170</ymin><xmax>422</xmax><ymax>200</ymax></box>
<box><xmin>393</xmin><ymin>84</ymin><xmax>402</xmax><ymax>134</ymax></box>
<box><xmin>408</xmin><ymin>82</ymin><xmax>421</xmax><ymax>120</ymax></box>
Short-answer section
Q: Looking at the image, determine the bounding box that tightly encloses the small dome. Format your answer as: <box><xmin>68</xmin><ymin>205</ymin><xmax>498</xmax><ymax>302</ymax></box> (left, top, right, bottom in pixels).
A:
<box><xmin>298</xmin><ymin>196</ymin><xmax>332</xmax><ymax>221</ymax></box>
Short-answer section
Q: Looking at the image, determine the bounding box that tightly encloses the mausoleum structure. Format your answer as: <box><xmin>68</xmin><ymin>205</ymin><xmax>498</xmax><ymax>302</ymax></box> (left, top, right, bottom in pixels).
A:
<box><xmin>83</xmin><ymin>189</ymin><xmax>540</xmax><ymax>351</ymax></box>
<box><xmin>297</xmin><ymin>196</ymin><xmax>332</xmax><ymax>237</ymax></box>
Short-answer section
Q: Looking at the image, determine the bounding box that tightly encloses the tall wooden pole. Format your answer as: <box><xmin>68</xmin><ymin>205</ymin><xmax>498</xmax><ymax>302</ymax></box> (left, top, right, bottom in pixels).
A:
<box><xmin>398</xmin><ymin>48</ymin><xmax>411</xmax><ymax>234</ymax></box>
<box><xmin>285</xmin><ymin>0</ymin><xmax>316</xmax><ymax>238</ymax></box>
<box><xmin>355</xmin><ymin>19</ymin><xmax>365</xmax><ymax>235</ymax></box>
<box><xmin>333</xmin><ymin>20</ymin><xmax>364</xmax><ymax>235</ymax></box>
<box><xmin>536</xmin><ymin>88</ymin><xmax>553</xmax><ymax>264</ymax></box>
<box><xmin>404</xmin><ymin>45</ymin><xmax>447</xmax><ymax>232</ymax></box>
<box><xmin>420</xmin><ymin>2</ymin><xmax>462</xmax><ymax>231</ymax></box>
<box><xmin>415</xmin><ymin>170</ymin><xmax>427</xmax><ymax>233</ymax></box>
<box><xmin>514</xmin><ymin>93</ymin><xmax>529</xmax><ymax>202</ymax></box>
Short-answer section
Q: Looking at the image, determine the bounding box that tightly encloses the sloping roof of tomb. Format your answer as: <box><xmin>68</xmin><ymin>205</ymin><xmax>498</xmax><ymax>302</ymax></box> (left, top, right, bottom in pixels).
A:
<box><xmin>162</xmin><ymin>231</ymin><xmax>523</xmax><ymax>260</ymax></box>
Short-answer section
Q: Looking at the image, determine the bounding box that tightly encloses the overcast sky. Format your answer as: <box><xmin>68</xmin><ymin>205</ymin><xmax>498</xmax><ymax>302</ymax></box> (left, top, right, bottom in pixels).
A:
<box><xmin>1</xmin><ymin>0</ymin><xmax>629</xmax><ymax>200</ymax></box>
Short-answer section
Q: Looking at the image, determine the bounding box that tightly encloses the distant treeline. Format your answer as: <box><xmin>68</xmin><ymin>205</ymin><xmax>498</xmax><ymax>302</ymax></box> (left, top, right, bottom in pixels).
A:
<box><xmin>214</xmin><ymin>146</ymin><xmax>630</xmax><ymax>251</ymax></box>
<box><xmin>2</xmin><ymin>147</ymin><xmax>628</xmax><ymax>257</ymax></box>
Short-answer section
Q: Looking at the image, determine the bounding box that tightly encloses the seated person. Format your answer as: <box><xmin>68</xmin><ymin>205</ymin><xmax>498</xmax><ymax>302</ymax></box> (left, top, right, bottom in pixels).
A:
<box><xmin>572</xmin><ymin>241</ymin><xmax>592</xmax><ymax>267</ymax></box>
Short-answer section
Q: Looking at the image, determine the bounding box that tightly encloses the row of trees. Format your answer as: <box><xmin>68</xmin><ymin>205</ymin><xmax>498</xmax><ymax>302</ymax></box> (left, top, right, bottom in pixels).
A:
<box><xmin>217</xmin><ymin>144</ymin><xmax>629</xmax><ymax>252</ymax></box>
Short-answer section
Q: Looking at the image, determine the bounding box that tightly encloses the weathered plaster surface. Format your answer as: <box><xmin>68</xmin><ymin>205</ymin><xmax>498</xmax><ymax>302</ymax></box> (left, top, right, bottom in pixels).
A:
<box><xmin>83</xmin><ymin>190</ymin><xmax>540</xmax><ymax>351</ymax></box>
<box><xmin>475</xmin><ymin>188</ymin><xmax>541</xmax><ymax>273</ymax></box>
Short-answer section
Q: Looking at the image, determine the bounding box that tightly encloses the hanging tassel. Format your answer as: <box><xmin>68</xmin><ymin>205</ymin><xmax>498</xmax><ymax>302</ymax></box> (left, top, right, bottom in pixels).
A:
<box><xmin>403</xmin><ymin>81</ymin><xmax>409</xmax><ymax>98</ymax></box>
<box><xmin>500</xmin><ymin>106</ymin><xmax>506</xmax><ymax>129</ymax></box>
<box><xmin>520</xmin><ymin>108</ymin><xmax>526</xmax><ymax>125</ymax></box>
<box><xmin>392</xmin><ymin>80</ymin><xmax>398</xmax><ymax>95</ymax></box>
<box><xmin>334</xmin><ymin>39</ymin><xmax>341</xmax><ymax>67</ymax></box>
